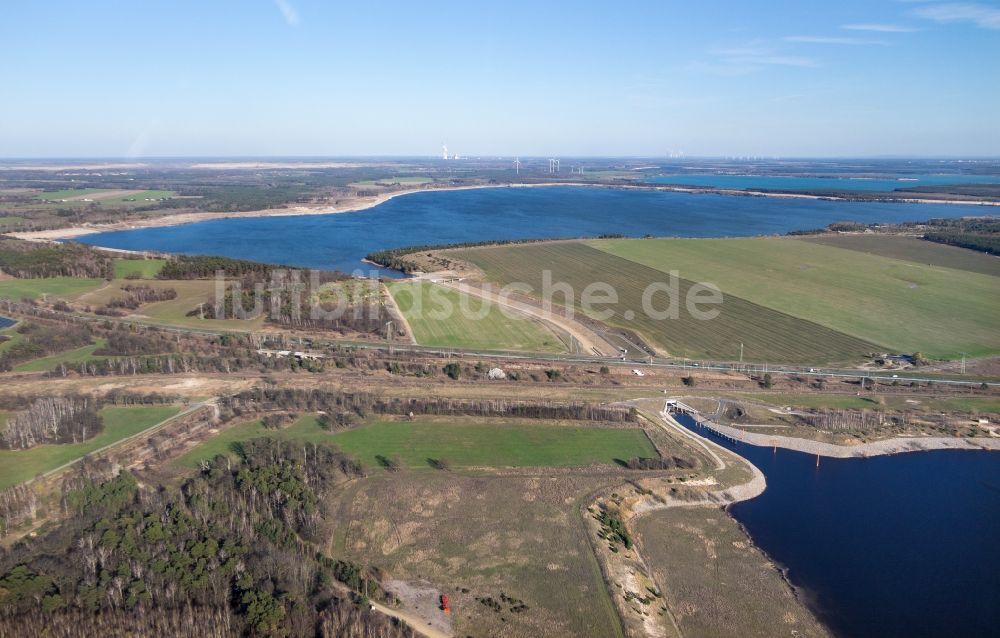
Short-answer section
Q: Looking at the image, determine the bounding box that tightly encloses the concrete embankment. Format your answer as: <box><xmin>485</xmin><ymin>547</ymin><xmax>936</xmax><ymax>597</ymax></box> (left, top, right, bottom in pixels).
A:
<box><xmin>690</xmin><ymin>416</ymin><xmax>1000</xmax><ymax>458</ymax></box>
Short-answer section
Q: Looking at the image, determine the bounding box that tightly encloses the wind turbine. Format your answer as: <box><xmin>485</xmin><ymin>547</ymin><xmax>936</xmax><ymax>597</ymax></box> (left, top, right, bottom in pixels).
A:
<box><xmin>513</xmin><ymin>157</ymin><xmax>522</xmax><ymax>175</ymax></box>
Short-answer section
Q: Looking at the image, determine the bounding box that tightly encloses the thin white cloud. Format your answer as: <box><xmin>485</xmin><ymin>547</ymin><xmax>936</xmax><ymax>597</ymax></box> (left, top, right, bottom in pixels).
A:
<box><xmin>842</xmin><ymin>23</ymin><xmax>918</xmax><ymax>32</ymax></box>
<box><xmin>274</xmin><ymin>0</ymin><xmax>300</xmax><ymax>27</ymax></box>
<box><xmin>711</xmin><ymin>47</ymin><xmax>816</xmax><ymax>67</ymax></box>
<box><xmin>784</xmin><ymin>35</ymin><xmax>887</xmax><ymax>45</ymax></box>
<box><xmin>695</xmin><ymin>46</ymin><xmax>816</xmax><ymax>76</ymax></box>
<box><xmin>912</xmin><ymin>3</ymin><xmax>1000</xmax><ymax>29</ymax></box>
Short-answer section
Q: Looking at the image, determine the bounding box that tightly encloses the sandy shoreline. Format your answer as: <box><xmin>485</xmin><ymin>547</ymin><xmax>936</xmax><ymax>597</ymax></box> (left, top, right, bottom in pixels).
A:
<box><xmin>9</xmin><ymin>181</ymin><xmax>998</xmax><ymax>243</ymax></box>
<box><xmin>695</xmin><ymin>416</ymin><xmax>1000</xmax><ymax>458</ymax></box>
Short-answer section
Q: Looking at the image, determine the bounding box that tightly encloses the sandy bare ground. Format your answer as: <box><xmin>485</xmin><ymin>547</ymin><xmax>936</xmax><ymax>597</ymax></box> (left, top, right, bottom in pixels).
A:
<box><xmin>699</xmin><ymin>418</ymin><xmax>1000</xmax><ymax>458</ymax></box>
<box><xmin>584</xmin><ymin>404</ymin><xmax>770</xmax><ymax>638</ymax></box>
<box><xmin>380</xmin><ymin>283</ymin><xmax>417</xmax><ymax>345</ymax></box>
<box><xmin>380</xmin><ymin>580</ymin><xmax>453</xmax><ymax>638</ymax></box>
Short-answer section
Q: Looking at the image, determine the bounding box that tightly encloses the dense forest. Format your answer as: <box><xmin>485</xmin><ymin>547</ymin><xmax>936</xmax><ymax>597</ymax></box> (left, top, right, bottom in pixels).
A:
<box><xmin>0</xmin><ymin>239</ymin><xmax>112</xmax><ymax>279</ymax></box>
<box><xmin>0</xmin><ymin>439</ymin><xmax>414</xmax><ymax>637</ymax></box>
<box><xmin>158</xmin><ymin>255</ymin><xmax>299</xmax><ymax>280</ymax></box>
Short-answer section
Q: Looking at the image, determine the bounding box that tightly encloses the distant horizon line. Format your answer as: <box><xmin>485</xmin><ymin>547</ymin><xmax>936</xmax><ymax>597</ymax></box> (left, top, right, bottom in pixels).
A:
<box><xmin>1</xmin><ymin>154</ymin><xmax>999</xmax><ymax>162</ymax></box>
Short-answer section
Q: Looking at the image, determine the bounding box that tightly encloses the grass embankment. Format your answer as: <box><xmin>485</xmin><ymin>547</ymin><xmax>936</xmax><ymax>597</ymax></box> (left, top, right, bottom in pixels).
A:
<box><xmin>13</xmin><ymin>338</ymin><xmax>107</xmax><ymax>372</ymax></box>
<box><xmin>0</xmin><ymin>405</ymin><xmax>182</xmax><ymax>489</ymax></box>
<box><xmin>0</xmin><ymin>277</ymin><xmax>103</xmax><ymax>301</ymax></box>
<box><xmin>112</xmin><ymin>258</ymin><xmax>167</xmax><ymax>279</ymax></box>
<box><xmin>740</xmin><ymin>392</ymin><xmax>1000</xmax><ymax>415</ymax></box>
<box><xmin>635</xmin><ymin>507</ymin><xmax>828</xmax><ymax>637</ymax></box>
<box><xmin>456</xmin><ymin>242</ymin><xmax>877</xmax><ymax>364</ymax></box>
<box><xmin>178</xmin><ymin>416</ymin><xmax>656</xmax><ymax>470</ymax></box>
<box><xmin>591</xmin><ymin>237</ymin><xmax>999</xmax><ymax>360</ymax></box>
<box><xmin>388</xmin><ymin>281</ymin><xmax>566</xmax><ymax>352</ymax></box>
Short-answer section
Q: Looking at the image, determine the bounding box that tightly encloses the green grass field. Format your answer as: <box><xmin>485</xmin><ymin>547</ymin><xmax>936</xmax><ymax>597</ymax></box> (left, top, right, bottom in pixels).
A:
<box><xmin>456</xmin><ymin>242</ymin><xmax>878</xmax><ymax>363</ymax></box>
<box><xmin>0</xmin><ymin>277</ymin><xmax>103</xmax><ymax>301</ymax></box>
<box><xmin>36</xmin><ymin>189</ymin><xmax>175</xmax><ymax>206</ymax></box>
<box><xmin>12</xmin><ymin>338</ymin><xmax>107</xmax><ymax>372</ymax></box>
<box><xmin>77</xmin><ymin>278</ymin><xmax>265</xmax><ymax>331</ymax></box>
<box><xmin>0</xmin><ymin>405</ymin><xmax>182</xmax><ymax>489</ymax></box>
<box><xmin>591</xmin><ymin>237</ymin><xmax>1000</xmax><ymax>359</ymax></box>
<box><xmin>388</xmin><ymin>281</ymin><xmax>566</xmax><ymax>352</ymax></box>
<box><xmin>36</xmin><ymin>188</ymin><xmax>105</xmax><ymax>201</ymax></box>
<box><xmin>178</xmin><ymin>416</ymin><xmax>656</xmax><ymax>470</ymax></box>
<box><xmin>112</xmin><ymin>258</ymin><xmax>167</xmax><ymax>279</ymax></box>
<box><xmin>0</xmin><ymin>216</ymin><xmax>24</xmax><ymax>227</ymax></box>
<box><xmin>800</xmin><ymin>234</ymin><xmax>1000</xmax><ymax>278</ymax></box>
<box><xmin>352</xmin><ymin>177</ymin><xmax>434</xmax><ymax>186</ymax></box>
<box><xmin>0</xmin><ymin>321</ymin><xmax>21</xmax><ymax>354</ymax></box>
<box><xmin>743</xmin><ymin>392</ymin><xmax>1000</xmax><ymax>414</ymax></box>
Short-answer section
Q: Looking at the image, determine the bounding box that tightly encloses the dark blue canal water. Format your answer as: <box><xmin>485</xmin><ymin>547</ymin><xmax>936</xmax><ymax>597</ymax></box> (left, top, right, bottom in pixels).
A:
<box><xmin>79</xmin><ymin>186</ymin><xmax>976</xmax><ymax>276</ymax></box>
<box><xmin>674</xmin><ymin>414</ymin><xmax>1000</xmax><ymax>638</ymax></box>
<box><xmin>0</xmin><ymin>316</ymin><xmax>15</xmax><ymax>330</ymax></box>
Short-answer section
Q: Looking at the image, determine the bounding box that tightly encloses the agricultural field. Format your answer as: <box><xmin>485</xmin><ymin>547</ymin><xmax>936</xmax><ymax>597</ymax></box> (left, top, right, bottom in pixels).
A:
<box><xmin>0</xmin><ymin>277</ymin><xmax>103</xmax><ymax>301</ymax></box>
<box><xmin>112</xmin><ymin>258</ymin><xmax>167</xmax><ymax>279</ymax></box>
<box><xmin>455</xmin><ymin>242</ymin><xmax>878</xmax><ymax>364</ymax></box>
<box><xmin>388</xmin><ymin>281</ymin><xmax>566</xmax><ymax>352</ymax></box>
<box><xmin>178</xmin><ymin>415</ymin><xmax>656</xmax><ymax>470</ymax></box>
<box><xmin>0</xmin><ymin>405</ymin><xmax>182</xmax><ymax>489</ymax></box>
<box><xmin>590</xmin><ymin>237</ymin><xmax>1000</xmax><ymax>359</ymax></box>
<box><xmin>0</xmin><ymin>216</ymin><xmax>24</xmax><ymax>228</ymax></box>
<box><xmin>635</xmin><ymin>507</ymin><xmax>827</xmax><ymax>637</ymax></box>
<box><xmin>800</xmin><ymin>234</ymin><xmax>1000</xmax><ymax>278</ymax></box>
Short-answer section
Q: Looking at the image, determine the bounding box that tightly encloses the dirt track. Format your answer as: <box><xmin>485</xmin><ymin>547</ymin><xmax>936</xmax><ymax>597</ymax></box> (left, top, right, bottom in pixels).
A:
<box><xmin>436</xmin><ymin>280</ymin><xmax>617</xmax><ymax>356</ymax></box>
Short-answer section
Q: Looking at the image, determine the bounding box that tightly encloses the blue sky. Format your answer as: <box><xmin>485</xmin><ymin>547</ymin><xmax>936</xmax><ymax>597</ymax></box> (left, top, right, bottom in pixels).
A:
<box><xmin>1</xmin><ymin>0</ymin><xmax>998</xmax><ymax>157</ymax></box>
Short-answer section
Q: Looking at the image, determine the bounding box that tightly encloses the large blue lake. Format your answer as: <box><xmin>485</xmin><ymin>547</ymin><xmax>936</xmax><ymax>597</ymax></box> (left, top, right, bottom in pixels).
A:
<box><xmin>676</xmin><ymin>415</ymin><xmax>1000</xmax><ymax>638</ymax></box>
<box><xmin>80</xmin><ymin>186</ymin><xmax>980</xmax><ymax>275</ymax></box>
<box><xmin>647</xmin><ymin>173</ymin><xmax>1000</xmax><ymax>192</ymax></box>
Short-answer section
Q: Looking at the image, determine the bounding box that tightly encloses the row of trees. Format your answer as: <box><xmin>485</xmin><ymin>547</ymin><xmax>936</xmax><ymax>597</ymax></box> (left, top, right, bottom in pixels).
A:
<box><xmin>1</xmin><ymin>397</ymin><xmax>102</xmax><ymax>450</ymax></box>
<box><xmin>222</xmin><ymin>387</ymin><xmax>638</xmax><ymax>424</ymax></box>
